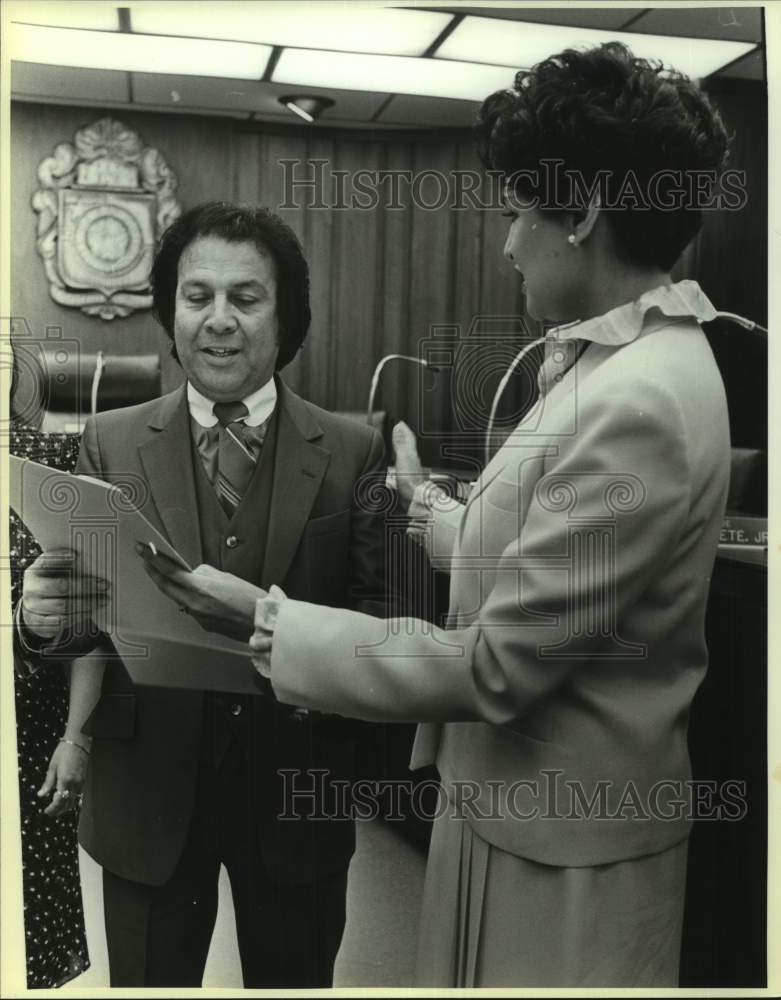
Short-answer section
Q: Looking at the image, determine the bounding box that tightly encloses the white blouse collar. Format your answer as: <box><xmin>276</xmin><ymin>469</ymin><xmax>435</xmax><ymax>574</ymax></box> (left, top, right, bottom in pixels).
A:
<box><xmin>547</xmin><ymin>280</ymin><xmax>717</xmax><ymax>347</ymax></box>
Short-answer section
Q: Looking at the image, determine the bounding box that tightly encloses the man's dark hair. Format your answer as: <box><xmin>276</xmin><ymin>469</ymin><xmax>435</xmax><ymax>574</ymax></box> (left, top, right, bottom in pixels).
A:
<box><xmin>151</xmin><ymin>201</ymin><xmax>311</xmax><ymax>369</ymax></box>
<box><xmin>474</xmin><ymin>42</ymin><xmax>730</xmax><ymax>271</ymax></box>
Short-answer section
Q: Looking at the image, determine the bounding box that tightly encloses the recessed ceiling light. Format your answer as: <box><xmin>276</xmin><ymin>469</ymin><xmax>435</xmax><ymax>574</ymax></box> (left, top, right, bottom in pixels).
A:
<box><xmin>129</xmin><ymin>4</ymin><xmax>452</xmax><ymax>58</ymax></box>
<box><xmin>436</xmin><ymin>16</ymin><xmax>757</xmax><ymax>80</ymax></box>
<box><xmin>8</xmin><ymin>23</ymin><xmax>272</xmax><ymax>79</ymax></box>
<box><xmin>278</xmin><ymin>95</ymin><xmax>335</xmax><ymax>123</ymax></box>
<box><xmin>273</xmin><ymin>48</ymin><xmax>513</xmax><ymax>101</ymax></box>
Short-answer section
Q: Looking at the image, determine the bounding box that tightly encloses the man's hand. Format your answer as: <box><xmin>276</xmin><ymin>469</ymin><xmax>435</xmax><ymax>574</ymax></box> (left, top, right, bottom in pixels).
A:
<box><xmin>21</xmin><ymin>549</ymin><xmax>109</xmax><ymax>640</ymax></box>
<box><xmin>38</xmin><ymin>739</ymin><xmax>89</xmax><ymax>817</ymax></box>
<box><xmin>136</xmin><ymin>545</ymin><xmax>263</xmax><ymax>642</ymax></box>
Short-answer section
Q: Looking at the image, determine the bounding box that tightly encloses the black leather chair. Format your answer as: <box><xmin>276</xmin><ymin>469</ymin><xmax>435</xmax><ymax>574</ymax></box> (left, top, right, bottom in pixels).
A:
<box><xmin>35</xmin><ymin>350</ymin><xmax>161</xmax><ymax>432</ymax></box>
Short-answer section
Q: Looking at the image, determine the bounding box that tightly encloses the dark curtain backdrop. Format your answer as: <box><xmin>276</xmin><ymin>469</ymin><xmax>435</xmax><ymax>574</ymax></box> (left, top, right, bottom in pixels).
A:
<box><xmin>11</xmin><ymin>80</ymin><xmax>766</xmax><ymax>467</ymax></box>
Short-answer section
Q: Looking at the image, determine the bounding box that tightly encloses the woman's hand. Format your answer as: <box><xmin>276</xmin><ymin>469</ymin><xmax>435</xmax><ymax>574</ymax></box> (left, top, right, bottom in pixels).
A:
<box><xmin>38</xmin><ymin>740</ymin><xmax>89</xmax><ymax>817</ymax></box>
<box><xmin>249</xmin><ymin>586</ymin><xmax>287</xmax><ymax>678</ymax></box>
<box><xmin>407</xmin><ymin>482</ymin><xmax>442</xmax><ymax>549</ymax></box>
<box><xmin>136</xmin><ymin>545</ymin><xmax>262</xmax><ymax>642</ymax></box>
<box><xmin>392</xmin><ymin>421</ymin><xmax>440</xmax><ymax>548</ymax></box>
<box><xmin>392</xmin><ymin>421</ymin><xmax>426</xmax><ymax>511</ymax></box>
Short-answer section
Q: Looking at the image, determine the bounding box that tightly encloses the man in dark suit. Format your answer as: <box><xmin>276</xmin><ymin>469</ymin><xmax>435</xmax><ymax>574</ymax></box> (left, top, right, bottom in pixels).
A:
<box><xmin>18</xmin><ymin>202</ymin><xmax>387</xmax><ymax>987</ymax></box>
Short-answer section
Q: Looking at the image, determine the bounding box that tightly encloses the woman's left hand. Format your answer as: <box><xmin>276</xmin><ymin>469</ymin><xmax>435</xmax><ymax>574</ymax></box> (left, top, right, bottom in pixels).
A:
<box><xmin>136</xmin><ymin>545</ymin><xmax>263</xmax><ymax>642</ymax></box>
<box><xmin>38</xmin><ymin>741</ymin><xmax>89</xmax><ymax>817</ymax></box>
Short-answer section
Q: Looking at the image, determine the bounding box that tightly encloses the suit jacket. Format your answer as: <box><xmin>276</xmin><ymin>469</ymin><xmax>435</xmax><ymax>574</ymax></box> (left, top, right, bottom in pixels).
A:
<box><xmin>268</xmin><ymin>316</ymin><xmax>730</xmax><ymax>867</ymax></box>
<box><xmin>77</xmin><ymin>379</ymin><xmax>386</xmax><ymax>886</ymax></box>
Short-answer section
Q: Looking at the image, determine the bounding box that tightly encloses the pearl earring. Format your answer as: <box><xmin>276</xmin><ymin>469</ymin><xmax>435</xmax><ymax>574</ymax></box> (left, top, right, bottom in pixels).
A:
<box><xmin>567</xmin><ymin>234</ymin><xmax>577</xmax><ymax>245</ymax></box>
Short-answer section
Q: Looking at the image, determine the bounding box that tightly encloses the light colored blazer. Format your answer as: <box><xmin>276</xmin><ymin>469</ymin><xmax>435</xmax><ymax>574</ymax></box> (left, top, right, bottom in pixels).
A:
<box><xmin>270</xmin><ymin>300</ymin><xmax>730</xmax><ymax>867</ymax></box>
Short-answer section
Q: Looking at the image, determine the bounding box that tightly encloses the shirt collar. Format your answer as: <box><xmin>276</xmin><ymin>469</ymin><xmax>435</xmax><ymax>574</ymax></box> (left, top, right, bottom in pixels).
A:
<box><xmin>546</xmin><ymin>280</ymin><xmax>717</xmax><ymax>347</ymax></box>
<box><xmin>187</xmin><ymin>378</ymin><xmax>278</xmax><ymax>428</ymax></box>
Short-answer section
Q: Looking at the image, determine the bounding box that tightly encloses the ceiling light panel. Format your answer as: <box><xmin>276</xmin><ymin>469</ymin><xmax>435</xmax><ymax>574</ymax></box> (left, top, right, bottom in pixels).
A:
<box><xmin>436</xmin><ymin>17</ymin><xmax>757</xmax><ymax>79</ymax></box>
<box><xmin>8</xmin><ymin>2</ymin><xmax>120</xmax><ymax>31</ymax></box>
<box><xmin>8</xmin><ymin>23</ymin><xmax>272</xmax><ymax>79</ymax></box>
<box><xmin>273</xmin><ymin>48</ymin><xmax>514</xmax><ymax>101</ymax></box>
<box><xmin>129</xmin><ymin>4</ymin><xmax>451</xmax><ymax>57</ymax></box>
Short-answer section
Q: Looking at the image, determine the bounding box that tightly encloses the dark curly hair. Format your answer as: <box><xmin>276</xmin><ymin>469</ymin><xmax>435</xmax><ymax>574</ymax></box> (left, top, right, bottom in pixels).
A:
<box><xmin>151</xmin><ymin>201</ymin><xmax>311</xmax><ymax>369</ymax></box>
<box><xmin>474</xmin><ymin>42</ymin><xmax>729</xmax><ymax>270</ymax></box>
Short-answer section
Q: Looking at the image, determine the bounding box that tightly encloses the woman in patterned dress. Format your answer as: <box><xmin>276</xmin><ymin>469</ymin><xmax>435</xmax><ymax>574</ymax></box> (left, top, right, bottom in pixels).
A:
<box><xmin>8</xmin><ymin>342</ymin><xmax>91</xmax><ymax>987</ymax></box>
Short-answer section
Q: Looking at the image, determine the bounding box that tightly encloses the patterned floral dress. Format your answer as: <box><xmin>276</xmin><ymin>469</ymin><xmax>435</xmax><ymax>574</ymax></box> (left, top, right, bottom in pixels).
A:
<box><xmin>10</xmin><ymin>427</ymin><xmax>90</xmax><ymax>988</ymax></box>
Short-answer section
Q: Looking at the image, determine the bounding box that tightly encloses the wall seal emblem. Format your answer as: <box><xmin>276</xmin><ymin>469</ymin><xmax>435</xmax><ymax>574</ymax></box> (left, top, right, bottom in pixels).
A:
<box><xmin>32</xmin><ymin>117</ymin><xmax>181</xmax><ymax>320</ymax></box>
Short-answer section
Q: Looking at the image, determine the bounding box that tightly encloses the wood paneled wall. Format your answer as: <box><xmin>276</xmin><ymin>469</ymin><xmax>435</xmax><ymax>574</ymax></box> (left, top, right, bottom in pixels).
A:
<box><xmin>231</xmin><ymin>126</ymin><xmax>528</xmax><ymax>466</ymax></box>
<box><xmin>12</xmin><ymin>82</ymin><xmax>766</xmax><ymax>461</ymax></box>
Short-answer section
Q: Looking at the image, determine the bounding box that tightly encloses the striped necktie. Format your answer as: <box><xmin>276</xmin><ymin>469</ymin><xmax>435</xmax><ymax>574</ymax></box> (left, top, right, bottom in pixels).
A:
<box><xmin>213</xmin><ymin>401</ymin><xmax>259</xmax><ymax>516</ymax></box>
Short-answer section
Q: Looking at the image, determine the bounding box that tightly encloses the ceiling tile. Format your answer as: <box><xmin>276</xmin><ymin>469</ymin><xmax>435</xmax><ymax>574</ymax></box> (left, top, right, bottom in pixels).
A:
<box><xmin>627</xmin><ymin>6</ymin><xmax>762</xmax><ymax>42</ymax></box>
<box><xmin>379</xmin><ymin>94</ymin><xmax>480</xmax><ymax>128</ymax></box>
<box><xmin>131</xmin><ymin>74</ymin><xmax>390</xmax><ymax>121</ymax></box>
<box><xmin>11</xmin><ymin>61</ymin><xmax>130</xmax><ymax>102</ymax></box>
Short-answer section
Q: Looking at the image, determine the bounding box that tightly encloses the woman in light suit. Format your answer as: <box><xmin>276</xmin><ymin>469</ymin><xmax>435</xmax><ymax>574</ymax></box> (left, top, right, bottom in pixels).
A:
<box><xmin>144</xmin><ymin>43</ymin><xmax>732</xmax><ymax>986</ymax></box>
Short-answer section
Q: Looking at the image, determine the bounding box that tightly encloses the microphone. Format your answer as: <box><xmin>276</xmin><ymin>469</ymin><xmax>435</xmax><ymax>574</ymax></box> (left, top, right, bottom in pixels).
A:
<box><xmin>711</xmin><ymin>311</ymin><xmax>768</xmax><ymax>337</ymax></box>
<box><xmin>90</xmin><ymin>350</ymin><xmax>106</xmax><ymax>416</ymax></box>
<box><xmin>485</xmin><ymin>336</ymin><xmax>546</xmax><ymax>467</ymax></box>
<box><xmin>366</xmin><ymin>354</ymin><xmax>439</xmax><ymax>427</ymax></box>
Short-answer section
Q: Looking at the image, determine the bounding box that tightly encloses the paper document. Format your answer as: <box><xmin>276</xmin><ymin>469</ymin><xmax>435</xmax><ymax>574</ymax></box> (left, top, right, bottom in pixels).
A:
<box><xmin>9</xmin><ymin>456</ymin><xmax>260</xmax><ymax>694</ymax></box>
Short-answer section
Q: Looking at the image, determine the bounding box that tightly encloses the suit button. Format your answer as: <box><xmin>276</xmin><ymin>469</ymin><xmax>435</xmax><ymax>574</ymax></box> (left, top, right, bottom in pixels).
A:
<box><xmin>231</xmin><ymin>703</ymin><xmax>242</xmax><ymax>716</ymax></box>
<box><xmin>225</xmin><ymin>535</ymin><xmax>239</xmax><ymax>548</ymax></box>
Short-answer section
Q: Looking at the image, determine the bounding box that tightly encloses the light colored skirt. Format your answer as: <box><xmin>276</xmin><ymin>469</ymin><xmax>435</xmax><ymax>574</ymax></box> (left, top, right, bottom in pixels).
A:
<box><xmin>416</xmin><ymin>807</ymin><xmax>688</xmax><ymax>987</ymax></box>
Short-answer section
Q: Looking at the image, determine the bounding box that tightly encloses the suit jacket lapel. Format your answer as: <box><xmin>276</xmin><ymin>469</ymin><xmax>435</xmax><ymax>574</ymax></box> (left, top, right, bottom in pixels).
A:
<box><xmin>137</xmin><ymin>385</ymin><xmax>203</xmax><ymax>569</ymax></box>
<box><xmin>261</xmin><ymin>381</ymin><xmax>330</xmax><ymax>591</ymax></box>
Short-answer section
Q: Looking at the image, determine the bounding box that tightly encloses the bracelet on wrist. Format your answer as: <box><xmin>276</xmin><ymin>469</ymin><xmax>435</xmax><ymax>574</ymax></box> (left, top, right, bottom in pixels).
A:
<box><xmin>59</xmin><ymin>737</ymin><xmax>91</xmax><ymax>756</ymax></box>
